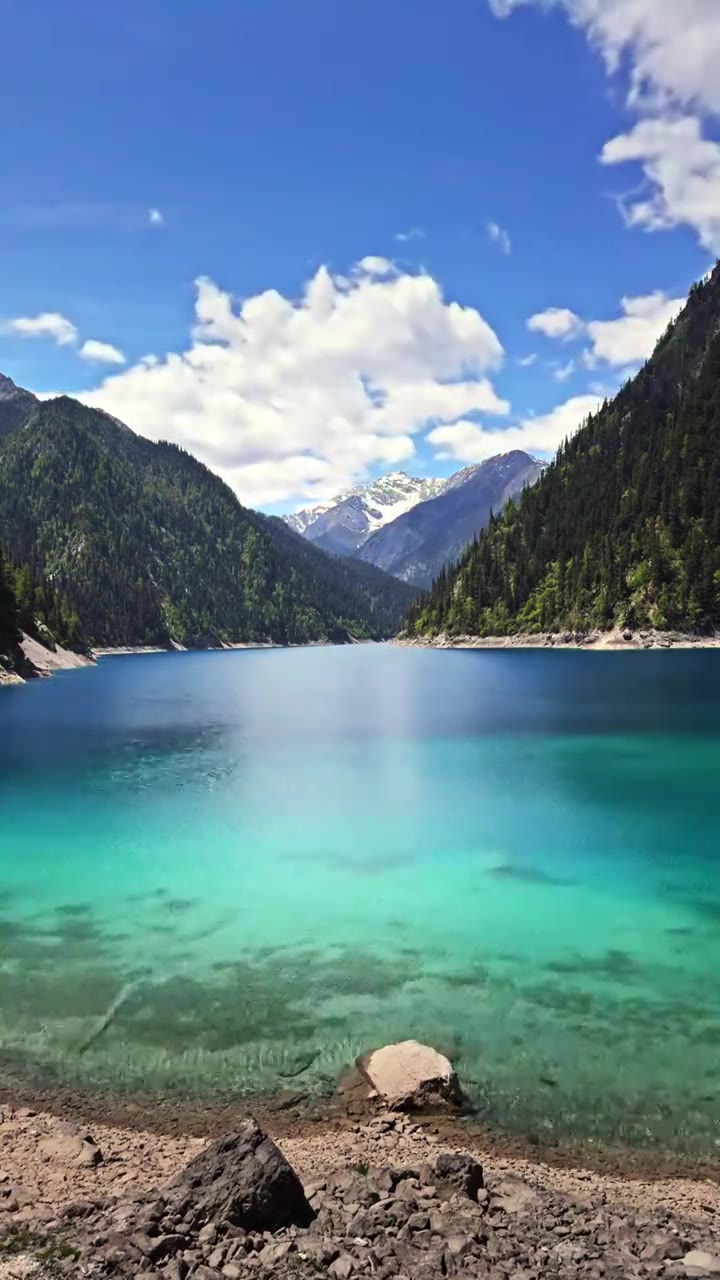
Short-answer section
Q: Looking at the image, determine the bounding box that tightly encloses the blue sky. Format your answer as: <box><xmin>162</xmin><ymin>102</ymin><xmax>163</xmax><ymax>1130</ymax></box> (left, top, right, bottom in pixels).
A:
<box><xmin>1</xmin><ymin>0</ymin><xmax>718</xmax><ymax>511</ymax></box>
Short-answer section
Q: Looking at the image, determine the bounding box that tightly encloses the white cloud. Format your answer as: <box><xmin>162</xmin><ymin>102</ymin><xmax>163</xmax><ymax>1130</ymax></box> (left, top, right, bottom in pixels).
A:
<box><xmin>395</xmin><ymin>227</ymin><xmax>426</xmax><ymax>242</ymax></box>
<box><xmin>6</xmin><ymin>312</ymin><xmax>78</xmax><ymax>346</ymax></box>
<box><xmin>487</xmin><ymin>220</ymin><xmax>512</xmax><ymax>254</ymax></box>
<box><xmin>585</xmin><ymin>290</ymin><xmax>683</xmax><ymax>364</ymax></box>
<box><xmin>527</xmin><ymin>291</ymin><xmax>683</xmax><ymax>365</ymax></box>
<box><xmin>527</xmin><ymin>307</ymin><xmax>583</xmax><ymax>339</ymax></box>
<box><xmin>79</xmin><ymin>339</ymin><xmax>127</xmax><ymax>365</ymax></box>
<box><xmin>487</xmin><ymin>0</ymin><xmax>720</xmax><ymax>250</ymax></box>
<box><xmin>80</xmin><ymin>261</ymin><xmax>507</xmax><ymax>508</ymax></box>
<box><xmin>518</xmin><ymin>353</ymin><xmax>538</xmax><ymax>366</ymax></box>
<box><xmin>149</xmin><ymin>207</ymin><xmax>164</xmax><ymax>226</ymax></box>
<box><xmin>428</xmin><ymin>393</ymin><xmax>601</xmax><ymax>461</ymax></box>
<box><xmin>488</xmin><ymin>0</ymin><xmax>720</xmax><ymax>115</ymax></box>
<box><xmin>601</xmin><ymin>116</ymin><xmax>720</xmax><ymax>252</ymax></box>
<box><xmin>356</xmin><ymin>255</ymin><xmax>397</xmax><ymax>277</ymax></box>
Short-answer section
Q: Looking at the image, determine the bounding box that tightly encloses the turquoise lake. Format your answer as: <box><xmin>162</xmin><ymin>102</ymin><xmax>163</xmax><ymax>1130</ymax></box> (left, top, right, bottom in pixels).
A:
<box><xmin>2</xmin><ymin>644</ymin><xmax>720</xmax><ymax>1152</ymax></box>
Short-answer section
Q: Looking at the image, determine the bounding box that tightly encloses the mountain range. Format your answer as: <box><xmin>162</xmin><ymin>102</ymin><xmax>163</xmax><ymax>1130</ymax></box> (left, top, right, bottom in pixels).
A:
<box><xmin>285</xmin><ymin>472</ymin><xmax>448</xmax><ymax>553</ymax></box>
<box><xmin>285</xmin><ymin>453</ymin><xmax>543</xmax><ymax>587</ymax></box>
<box><xmin>410</xmin><ymin>262</ymin><xmax>720</xmax><ymax>638</ymax></box>
<box><xmin>0</xmin><ymin>379</ymin><xmax>416</xmax><ymax>651</ymax></box>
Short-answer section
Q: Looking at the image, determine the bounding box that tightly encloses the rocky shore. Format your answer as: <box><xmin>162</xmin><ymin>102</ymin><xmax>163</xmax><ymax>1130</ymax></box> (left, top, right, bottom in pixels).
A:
<box><xmin>2</xmin><ymin>1044</ymin><xmax>720</xmax><ymax>1280</ymax></box>
<box><xmin>396</xmin><ymin>628</ymin><xmax>720</xmax><ymax>652</ymax></box>
<box><xmin>0</xmin><ymin>632</ymin><xmax>94</xmax><ymax>686</ymax></box>
<box><xmin>2</xmin><ymin>1105</ymin><xmax>720</xmax><ymax>1280</ymax></box>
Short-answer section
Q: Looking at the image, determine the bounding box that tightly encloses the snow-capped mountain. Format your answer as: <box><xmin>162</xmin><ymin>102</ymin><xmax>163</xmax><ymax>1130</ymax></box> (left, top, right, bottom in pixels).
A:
<box><xmin>284</xmin><ymin>500</ymin><xmax>335</xmax><ymax>538</ymax></box>
<box><xmin>358</xmin><ymin>452</ymin><xmax>544</xmax><ymax>587</ymax></box>
<box><xmin>284</xmin><ymin>472</ymin><xmax>448</xmax><ymax>556</ymax></box>
<box><xmin>285</xmin><ymin>454</ymin><xmax>544</xmax><ymax>585</ymax></box>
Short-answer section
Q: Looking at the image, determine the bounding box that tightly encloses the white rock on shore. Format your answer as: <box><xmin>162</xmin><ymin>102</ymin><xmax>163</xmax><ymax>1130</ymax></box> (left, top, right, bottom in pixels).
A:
<box><xmin>358</xmin><ymin>1040</ymin><xmax>462</xmax><ymax>1110</ymax></box>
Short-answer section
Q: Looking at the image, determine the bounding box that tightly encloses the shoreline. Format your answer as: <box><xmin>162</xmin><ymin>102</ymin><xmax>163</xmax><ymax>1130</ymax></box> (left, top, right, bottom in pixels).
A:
<box><xmin>396</xmin><ymin>626</ymin><xmax>720</xmax><ymax>651</ymax></box>
<box><xmin>3</xmin><ymin>1083</ymin><xmax>720</xmax><ymax>1260</ymax></box>
<box><xmin>91</xmin><ymin>641</ymin><xmax>281</xmax><ymax>658</ymax></box>
<box><xmin>2</xmin><ymin>634</ymin><xmax>375</xmax><ymax>686</ymax></box>
<box><xmin>0</xmin><ymin>633</ymin><xmax>95</xmax><ymax>686</ymax></box>
<box><xmin>3</xmin><ymin>1072</ymin><xmax>720</xmax><ymax>1186</ymax></box>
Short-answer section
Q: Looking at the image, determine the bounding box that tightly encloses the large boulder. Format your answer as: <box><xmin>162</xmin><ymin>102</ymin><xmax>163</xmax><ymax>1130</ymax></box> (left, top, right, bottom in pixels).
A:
<box><xmin>166</xmin><ymin>1120</ymin><xmax>313</xmax><ymax>1232</ymax></box>
<box><xmin>358</xmin><ymin>1040</ymin><xmax>462</xmax><ymax>1110</ymax></box>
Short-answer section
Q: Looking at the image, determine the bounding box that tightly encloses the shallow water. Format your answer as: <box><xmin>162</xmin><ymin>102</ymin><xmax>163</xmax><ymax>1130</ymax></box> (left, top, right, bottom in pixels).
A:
<box><xmin>2</xmin><ymin>644</ymin><xmax>720</xmax><ymax>1151</ymax></box>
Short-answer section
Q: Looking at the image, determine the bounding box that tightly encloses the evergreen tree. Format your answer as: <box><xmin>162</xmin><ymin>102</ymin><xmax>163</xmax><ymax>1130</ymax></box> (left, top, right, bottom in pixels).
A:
<box><xmin>0</xmin><ymin>543</ymin><xmax>19</xmax><ymax>643</ymax></box>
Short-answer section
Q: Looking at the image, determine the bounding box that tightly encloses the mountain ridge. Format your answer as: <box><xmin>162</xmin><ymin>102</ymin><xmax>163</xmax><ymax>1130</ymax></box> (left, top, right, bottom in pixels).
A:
<box><xmin>285</xmin><ymin>471</ymin><xmax>448</xmax><ymax>555</ymax></box>
<box><xmin>0</xmin><ymin>383</ymin><xmax>416</xmax><ymax>649</ymax></box>
<box><xmin>358</xmin><ymin>451</ymin><xmax>543</xmax><ymax>587</ymax></box>
<box><xmin>286</xmin><ymin>453</ymin><xmax>543</xmax><ymax>587</ymax></box>
<box><xmin>0</xmin><ymin>372</ymin><xmax>38</xmax><ymax>441</ymax></box>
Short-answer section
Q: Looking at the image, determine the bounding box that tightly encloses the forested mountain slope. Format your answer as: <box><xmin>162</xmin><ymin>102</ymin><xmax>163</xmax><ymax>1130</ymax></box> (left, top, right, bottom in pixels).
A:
<box><xmin>0</xmin><ymin>390</ymin><xmax>416</xmax><ymax>648</ymax></box>
<box><xmin>0</xmin><ymin>373</ymin><xmax>37</xmax><ymax>441</ymax></box>
<box><xmin>409</xmin><ymin>264</ymin><xmax>720</xmax><ymax>637</ymax></box>
<box><xmin>0</xmin><ymin>544</ymin><xmax>20</xmax><ymax>671</ymax></box>
<box><xmin>0</xmin><ymin>541</ymin><xmax>83</xmax><ymax>677</ymax></box>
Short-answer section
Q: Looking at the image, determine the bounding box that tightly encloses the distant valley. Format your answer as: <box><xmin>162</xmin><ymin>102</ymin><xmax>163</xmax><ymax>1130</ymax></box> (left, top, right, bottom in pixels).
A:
<box><xmin>284</xmin><ymin>452</ymin><xmax>543</xmax><ymax>587</ymax></box>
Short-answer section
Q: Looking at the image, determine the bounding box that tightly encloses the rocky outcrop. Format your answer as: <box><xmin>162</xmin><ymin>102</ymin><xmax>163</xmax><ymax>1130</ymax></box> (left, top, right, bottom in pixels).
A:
<box><xmin>358</xmin><ymin>1041</ymin><xmax>462</xmax><ymax>1111</ymax></box>
<box><xmin>165</xmin><ymin>1122</ymin><xmax>313</xmax><ymax>1232</ymax></box>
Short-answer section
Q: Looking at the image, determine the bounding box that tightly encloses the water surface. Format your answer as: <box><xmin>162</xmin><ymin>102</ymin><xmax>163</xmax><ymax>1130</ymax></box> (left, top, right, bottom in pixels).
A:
<box><xmin>2</xmin><ymin>644</ymin><xmax>720</xmax><ymax>1151</ymax></box>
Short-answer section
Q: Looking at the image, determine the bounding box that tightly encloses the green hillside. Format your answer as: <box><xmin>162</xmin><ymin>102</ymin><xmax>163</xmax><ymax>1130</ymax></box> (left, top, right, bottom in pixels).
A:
<box><xmin>0</xmin><ymin>387</ymin><xmax>415</xmax><ymax>648</ymax></box>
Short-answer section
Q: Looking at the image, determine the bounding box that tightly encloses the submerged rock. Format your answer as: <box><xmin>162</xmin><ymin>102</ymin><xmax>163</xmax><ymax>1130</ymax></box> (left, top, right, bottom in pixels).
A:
<box><xmin>358</xmin><ymin>1039</ymin><xmax>462</xmax><ymax>1110</ymax></box>
<box><xmin>165</xmin><ymin>1120</ymin><xmax>313</xmax><ymax>1232</ymax></box>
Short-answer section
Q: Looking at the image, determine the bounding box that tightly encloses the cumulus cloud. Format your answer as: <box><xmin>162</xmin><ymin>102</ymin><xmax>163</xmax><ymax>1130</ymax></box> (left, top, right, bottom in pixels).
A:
<box><xmin>488</xmin><ymin>0</ymin><xmax>720</xmax><ymax>115</ymax></box>
<box><xmin>79</xmin><ymin>339</ymin><xmax>127</xmax><ymax>365</ymax></box>
<box><xmin>527</xmin><ymin>307</ymin><xmax>583</xmax><ymax>339</ymax></box>
<box><xmin>601</xmin><ymin>116</ymin><xmax>720</xmax><ymax>253</ymax></box>
<box><xmin>527</xmin><ymin>291</ymin><xmax>683</xmax><ymax>365</ymax></box>
<box><xmin>6</xmin><ymin>312</ymin><xmax>78</xmax><ymax>346</ymax></box>
<box><xmin>487</xmin><ymin>220</ymin><xmax>512</xmax><ymax>254</ymax></box>
<box><xmin>80</xmin><ymin>261</ymin><xmax>508</xmax><ymax>508</ymax></box>
<box><xmin>149</xmin><ymin>207</ymin><xmax>164</xmax><ymax>226</ymax></box>
<box><xmin>487</xmin><ymin>0</ymin><xmax>720</xmax><ymax>250</ymax></box>
<box><xmin>585</xmin><ymin>290</ymin><xmax>683</xmax><ymax>364</ymax></box>
<box><xmin>428</xmin><ymin>393</ymin><xmax>601</xmax><ymax>461</ymax></box>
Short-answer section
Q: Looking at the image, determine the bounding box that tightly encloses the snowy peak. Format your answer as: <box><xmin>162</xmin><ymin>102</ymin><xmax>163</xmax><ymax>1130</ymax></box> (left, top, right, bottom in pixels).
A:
<box><xmin>284</xmin><ymin>471</ymin><xmax>448</xmax><ymax>555</ymax></box>
<box><xmin>357</xmin><ymin>451</ymin><xmax>544</xmax><ymax>587</ymax></box>
<box><xmin>284</xmin><ymin>500</ymin><xmax>335</xmax><ymax>537</ymax></box>
<box><xmin>284</xmin><ymin>452</ymin><xmax>543</xmax><ymax>583</ymax></box>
